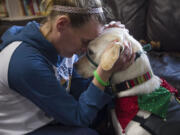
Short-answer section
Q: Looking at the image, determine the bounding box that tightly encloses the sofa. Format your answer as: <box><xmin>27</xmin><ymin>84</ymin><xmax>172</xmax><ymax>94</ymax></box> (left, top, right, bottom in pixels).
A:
<box><xmin>102</xmin><ymin>0</ymin><xmax>180</xmax><ymax>92</ymax></box>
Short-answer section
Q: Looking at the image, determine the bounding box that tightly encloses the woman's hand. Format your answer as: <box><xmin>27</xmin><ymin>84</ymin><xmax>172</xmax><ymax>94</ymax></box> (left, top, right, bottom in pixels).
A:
<box><xmin>110</xmin><ymin>41</ymin><xmax>135</xmax><ymax>73</ymax></box>
<box><xmin>104</xmin><ymin>21</ymin><xmax>125</xmax><ymax>29</ymax></box>
<box><xmin>93</xmin><ymin>40</ymin><xmax>135</xmax><ymax>90</ymax></box>
<box><xmin>100</xmin><ymin>40</ymin><xmax>135</xmax><ymax>74</ymax></box>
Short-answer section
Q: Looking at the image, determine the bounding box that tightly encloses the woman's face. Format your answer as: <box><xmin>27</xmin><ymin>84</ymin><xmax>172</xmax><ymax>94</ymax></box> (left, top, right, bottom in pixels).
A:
<box><xmin>55</xmin><ymin>17</ymin><xmax>103</xmax><ymax>57</ymax></box>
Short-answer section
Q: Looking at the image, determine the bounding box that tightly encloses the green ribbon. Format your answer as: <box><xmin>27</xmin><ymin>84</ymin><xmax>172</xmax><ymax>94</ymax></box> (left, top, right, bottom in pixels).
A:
<box><xmin>138</xmin><ymin>86</ymin><xmax>171</xmax><ymax>119</ymax></box>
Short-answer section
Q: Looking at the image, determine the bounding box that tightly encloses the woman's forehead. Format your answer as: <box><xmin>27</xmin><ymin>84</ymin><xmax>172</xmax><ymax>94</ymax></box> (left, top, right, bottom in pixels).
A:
<box><xmin>78</xmin><ymin>19</ymin><xmax>103</xmax><ymax>40</ymax></box>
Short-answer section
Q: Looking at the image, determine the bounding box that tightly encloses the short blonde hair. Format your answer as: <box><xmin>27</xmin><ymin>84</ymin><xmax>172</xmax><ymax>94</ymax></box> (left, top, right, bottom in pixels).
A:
<box><xmin>41</xmin><ymin>0</ymin><xmax>106</xmax><ymax>27</ymax></box>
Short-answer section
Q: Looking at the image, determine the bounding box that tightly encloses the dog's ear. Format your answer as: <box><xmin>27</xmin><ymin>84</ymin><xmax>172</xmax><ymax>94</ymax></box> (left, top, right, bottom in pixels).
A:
<box><xmin>100</xmin><ymin>42</ymin><xmax>123</xmax><ymax>71</ymax></box>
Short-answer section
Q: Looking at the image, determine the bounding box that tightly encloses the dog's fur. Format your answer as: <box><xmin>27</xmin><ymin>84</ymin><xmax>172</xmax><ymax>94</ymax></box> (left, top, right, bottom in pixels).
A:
<box><xmin>75</xmin><ymin>28</ymin><xmax>180</xmax><ymax>135</ymax></box>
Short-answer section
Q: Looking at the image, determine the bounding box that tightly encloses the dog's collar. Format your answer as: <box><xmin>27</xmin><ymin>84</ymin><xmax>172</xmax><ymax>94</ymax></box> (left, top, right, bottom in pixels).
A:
<box><xmin>86</xmin><ymin>53</ymin><xmax>98</xmax><ymax>67</ymax></box>
<box><xmin>86</xmin><ymin>51</ymin><xmax>144</xmax><ymax>68</ymax></box>
<box><xmin>112</xmin><ymin>71</ymin><xmax>153</xmax><ymax>93</ymax></box>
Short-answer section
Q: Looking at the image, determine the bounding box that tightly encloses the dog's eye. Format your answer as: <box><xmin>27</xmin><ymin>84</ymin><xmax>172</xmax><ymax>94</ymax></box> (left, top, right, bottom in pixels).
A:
<box><xmin>87</xmin><ymin>49</ymin><xmax>94</xmax><ymax>55</ymax></box>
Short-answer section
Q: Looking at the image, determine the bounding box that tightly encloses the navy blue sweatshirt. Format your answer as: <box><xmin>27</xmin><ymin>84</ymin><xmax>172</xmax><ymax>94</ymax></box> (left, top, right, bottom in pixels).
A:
<box><xmin>0</xmin><ymin>21</ymin><xmax>112</xmax><ymax>128</ymax></box>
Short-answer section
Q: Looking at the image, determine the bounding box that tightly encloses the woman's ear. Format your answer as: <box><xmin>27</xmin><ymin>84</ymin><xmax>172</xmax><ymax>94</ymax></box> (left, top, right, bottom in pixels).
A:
<box><xmin>56</xmin><ymin>15</ymin><xmax>71</xmax><ymax>32</ymax></box>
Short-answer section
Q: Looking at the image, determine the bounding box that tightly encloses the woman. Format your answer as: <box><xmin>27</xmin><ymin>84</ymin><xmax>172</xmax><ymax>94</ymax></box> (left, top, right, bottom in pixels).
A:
<box><xmin>0</xmin><ymin>0</ymin><xmax>134</xmax><ymax>135</ymax></box>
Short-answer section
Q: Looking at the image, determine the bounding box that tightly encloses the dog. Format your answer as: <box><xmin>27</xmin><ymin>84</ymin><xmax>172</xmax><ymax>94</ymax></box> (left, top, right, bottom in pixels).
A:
<box><xmin>75</xmin><ymin>27</ymin><xmax>180</xmax><ymax>135</ymax></box>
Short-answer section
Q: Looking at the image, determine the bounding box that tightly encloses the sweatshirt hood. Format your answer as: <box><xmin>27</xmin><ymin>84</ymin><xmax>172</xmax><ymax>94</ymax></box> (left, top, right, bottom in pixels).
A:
<box><xmin>0</xmin><ymin>21</ymin><xmax>58</xmax><ymax>65</ymax></box>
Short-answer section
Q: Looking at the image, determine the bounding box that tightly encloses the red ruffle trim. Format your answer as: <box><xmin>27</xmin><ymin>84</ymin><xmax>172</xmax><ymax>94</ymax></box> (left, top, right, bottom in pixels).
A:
<box><xmin>160</xmin><ymin>78</ymin><xmax>180</xmax><ymax>100</ymax></box>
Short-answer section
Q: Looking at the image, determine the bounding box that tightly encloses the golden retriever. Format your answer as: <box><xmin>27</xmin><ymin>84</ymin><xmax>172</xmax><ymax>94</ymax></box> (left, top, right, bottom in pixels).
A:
<box><xmin>75</xmin><ymin>27</ymin><xmax>180</xmax><ymax>135</ymax></box>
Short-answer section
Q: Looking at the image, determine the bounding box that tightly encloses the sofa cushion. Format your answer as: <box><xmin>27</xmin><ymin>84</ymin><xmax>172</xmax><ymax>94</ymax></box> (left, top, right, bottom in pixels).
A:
<box><xmin>102</xmin><ymin>0</ymin><xmax>148</xmax><ymax>40</ymax></box>
<box><xmin>147</xmin><ymin>0</ymin><xmax>180</xmax><ymax>52</ymax></box>
<box><xmin>148</xmin><ymin>51</ymin><xmax>180</xmax><ymax>92</ymax></box>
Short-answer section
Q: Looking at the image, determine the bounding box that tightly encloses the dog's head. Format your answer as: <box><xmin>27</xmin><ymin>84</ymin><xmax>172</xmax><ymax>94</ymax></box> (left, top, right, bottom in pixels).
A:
<box><xmin>75</xmin><ymin>28</ymin><xmax>153</xmax><ymax>85</ymax></box>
